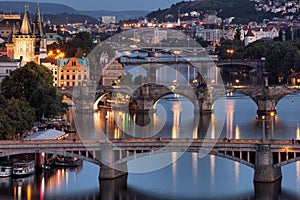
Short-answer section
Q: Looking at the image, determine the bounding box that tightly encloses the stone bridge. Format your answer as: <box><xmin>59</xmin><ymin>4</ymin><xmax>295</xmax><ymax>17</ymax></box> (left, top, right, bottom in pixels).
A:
<box><xmin>217</xmin><ymin>59</ymin><xmax>264</xmax><ymax>69</ymax></box>
<box><xmin>0</xmin><ymin>139</ymin><xmax>300</xmax><ymax>183</ymax></box>
<box><xmin>61</xmin><ymin>84</ymin><xmax>300</xmax><ymax>118</ymax></box>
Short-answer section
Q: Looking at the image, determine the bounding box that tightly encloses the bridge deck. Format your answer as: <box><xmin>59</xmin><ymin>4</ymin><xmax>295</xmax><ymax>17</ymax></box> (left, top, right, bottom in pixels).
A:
<box><xmin>0</xmin><ymin>139</ymin><xmax>296</xmax><ymax>150</ymax></box>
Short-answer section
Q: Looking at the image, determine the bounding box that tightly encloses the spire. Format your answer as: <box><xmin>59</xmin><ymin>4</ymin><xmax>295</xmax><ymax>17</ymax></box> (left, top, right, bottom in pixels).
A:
<box><xmin>20</xmin><ymin>4</ymin><xmax>32</xmax><ymax>35</ymax></box>
<box><xmin>34</xmin><ymin>2</ymin><xmax>44</xmax><ymax>37</ymax></box>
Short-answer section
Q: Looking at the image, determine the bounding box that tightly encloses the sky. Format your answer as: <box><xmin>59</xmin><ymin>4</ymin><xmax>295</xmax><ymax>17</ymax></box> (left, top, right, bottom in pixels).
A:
<box><xmin>1</xmin><ymin>0</ymin><xmax>186</xmax><ymax>11</ymax></box>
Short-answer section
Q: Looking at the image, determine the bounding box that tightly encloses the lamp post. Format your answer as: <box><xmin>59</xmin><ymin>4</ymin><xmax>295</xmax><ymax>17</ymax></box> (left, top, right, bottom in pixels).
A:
<box><xmin>105</xmin><ymin>113</ymin><xmax>109</xmax><ymax>142</ymax></box>
<box><xmin>270</xmin><ymin>112</ymin><xmax>275</xmax><ymax>140</ymax></box>
<box><xmin>235</xmin><ymin>79</ymin><xmax>240</xmax><ymax>86</ymax></box>
<box><xmin>262</xmin><ymin>115</ymin><xmax>266</xmax><ymax>142</ymax></box>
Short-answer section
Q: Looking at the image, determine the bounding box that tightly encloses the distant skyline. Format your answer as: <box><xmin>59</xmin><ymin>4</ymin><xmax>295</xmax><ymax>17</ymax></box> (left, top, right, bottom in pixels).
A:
<box><xmin>0</xmin><ymin>0</ymin><xmax>187</xmax><ymax>11</ymax></box>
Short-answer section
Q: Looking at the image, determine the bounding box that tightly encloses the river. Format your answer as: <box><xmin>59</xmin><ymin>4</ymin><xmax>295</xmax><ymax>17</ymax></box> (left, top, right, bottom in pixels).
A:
<box><xmin>1</xmin><ymin>93</ymin><xmax>300</xmax><ymax>199</ymax></box>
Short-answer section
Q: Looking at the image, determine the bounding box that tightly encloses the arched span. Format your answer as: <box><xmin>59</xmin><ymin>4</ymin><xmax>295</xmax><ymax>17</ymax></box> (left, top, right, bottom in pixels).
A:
<box><xmin>153</xmin><ymin>93</ymin><xmax>197</xmax><ymax>111</ymax></box>
<box><xmin>1</xmin><ymin>149</ymin><xmax>101</xmax><ymax>166</ymax></box>
<box><xmin>114</xmin><ymin>149</ymin><xmax>255</xmax><ymax>169</ymax></box>
<box><xmin>216</xmin><ymin>59</ymin><xmax>263</xmax><ymax>69</ymax></box>
<box><xmin>132</xmin><ymin>83</ymin><xmax>202</xmax><ymax>112</ymax></box>
<box><xmin>94</xmin><ymin>93</ymin><xmax>110</xmax><ymax>110</ymax></box>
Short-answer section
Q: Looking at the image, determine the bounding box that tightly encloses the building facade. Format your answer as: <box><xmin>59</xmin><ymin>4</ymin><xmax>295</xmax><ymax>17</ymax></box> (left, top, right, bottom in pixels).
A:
<box><xmin>4</xmin><ymin>4</ymin><xmax>46</xmax><ymax>64</ymax></box>
<box><xmin>57</xmin><ymin>57</ymin><xmax>89</xmax><ymax>88</ymax></box>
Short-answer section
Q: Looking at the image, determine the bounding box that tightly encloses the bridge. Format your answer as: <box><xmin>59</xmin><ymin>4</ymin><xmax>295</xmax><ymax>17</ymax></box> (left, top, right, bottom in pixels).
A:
<box><xmin>216</xmin><ymin>59</ymin><xmax>264</xmax><ymax>69</ymax></box>
<box><xmin>62</xmin><ymin>84</ymin><xmax>300</xmax><ymax>119</ymax></box>
<box><xmin>0</xmin><ymin>139</ymin><xmax>299</xmax><ymax>183</ymax></box>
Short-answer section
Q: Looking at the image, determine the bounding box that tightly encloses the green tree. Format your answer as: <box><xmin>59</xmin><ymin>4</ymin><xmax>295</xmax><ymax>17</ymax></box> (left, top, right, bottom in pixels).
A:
<box><xmin>29</xmin><ymin>85</ymin><xmax>68</xmax><ymax>121</ymax></box>
<box><xmin>1</xmin><ymin>62</ymin><xmax>67</xmax><ymax>120</ymax></box>
<box><xmin>0</xmin><ymin>97</ymin><xmax>35</xmax><ymax>139</ymax></box>
<box><xmin>1</xmin><ymin>62</ymin><xmax>53</xmax><ymax>100</ymax></box>
<box><xmin>119</xmin><ymin>73</ymin><xmax>133</xmax><ymax>85</ymax></box>
<box><xmin>134</xmin><ymin>75</ymin><xmax>146</xmax><ymax>85</ymax></box>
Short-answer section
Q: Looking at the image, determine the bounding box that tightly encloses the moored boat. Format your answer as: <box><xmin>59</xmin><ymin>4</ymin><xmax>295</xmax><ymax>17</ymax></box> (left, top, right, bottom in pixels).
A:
<box><xmin>12</xmin><ymin>160</ymin><xmax>35</xmax><ymax>177</ymax></box>
<box><xmin>0</xmin><ymin>161</ymin><xmax>13</xmax><ymax>177</ymax></box>
<box><xmin>54</xmin><ymin>156</ymin><xmax>83</xmax><ymax>167</ymax></box>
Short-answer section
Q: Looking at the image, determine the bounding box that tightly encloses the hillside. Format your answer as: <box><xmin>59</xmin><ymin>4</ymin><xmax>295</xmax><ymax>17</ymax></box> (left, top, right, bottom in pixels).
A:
<box><xmin>0</xmin><ymin>1</ymin><xmax>148</xmax><ymax>23</ymax></box>
<box><xmin>147</xmin><ymin>0</ymin><xmax>277</xmax><ymax>24</ymax></box>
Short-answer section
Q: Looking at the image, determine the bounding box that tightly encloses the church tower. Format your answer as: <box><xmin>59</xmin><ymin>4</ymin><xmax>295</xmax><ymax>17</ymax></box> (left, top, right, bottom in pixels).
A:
<box><xmin>13</xmin><ymin>5</ymin><xmax>37</xmax><ymax>64</ymax></box>
<box><xmin>33</xmin><ymin>3</ymin><xmax>47</xmax><ymax>60</ymax></box>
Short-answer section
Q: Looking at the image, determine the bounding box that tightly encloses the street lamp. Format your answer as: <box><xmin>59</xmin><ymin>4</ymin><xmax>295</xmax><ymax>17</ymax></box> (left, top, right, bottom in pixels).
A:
<box><xmin>297</xmin><ymin>78</ymin><xmax>300</xmax><ymax>89</ymax></box>
<box><xmin>235</xmin><ymin>79</ymin><xmax>240</xmax><ymax>86</ymax></box>
<box><xmin>262</xmin><ymin>115</ymin><xmax>266</xmax><ymax>142</ymax></box>
<box><xmin>270</xmin><ymin>112</ymin><xmax>275</xmax><ymax>139</ymax></box>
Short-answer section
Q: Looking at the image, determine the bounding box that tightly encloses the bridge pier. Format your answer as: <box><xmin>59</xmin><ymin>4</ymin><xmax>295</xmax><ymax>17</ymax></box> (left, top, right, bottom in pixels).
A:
<box><xmin>135</xmin><ymin>98</ymin><xmax>156</xmax><ymax>113</ymax></box>
<box><xmin>99</xmin><ymin>144</ymin><xmax>128</xmax><ymax>180</ymax></box>
<box><xmin>256</xmin><ymin>99</ymin><xmax>277</xmax><ymax>119</ymax></box>
<box><xmin>254</xmin><ymin>179</ymin><xmax>281</xmax><ymax>199</ymax></box>
<box><xmin>99</xmin><ymin>164</ymin><xmax>128</xmax><ymax>179</ymax></box>
<box><xmin>254</xmin><ymin>144</ymin><xmax>282</xmax><ymax>183</ymax></box>
<box><xmin>99</xmin><ymin>174</ymin><xmax>128</xmax><ymax>200</ymax></box>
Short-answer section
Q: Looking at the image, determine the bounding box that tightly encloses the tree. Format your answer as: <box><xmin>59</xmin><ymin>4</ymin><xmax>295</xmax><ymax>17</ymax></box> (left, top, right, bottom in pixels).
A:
<box><xmin>1</xmin><ymin>62</ymin><xmax>53</xmax><ymax>100</ymax></box>
<box><xmin>0</xmin><ymin>96</ymin><xmax>35</xmax><ymax>139</ymax></box>
<box><xmin>1</xmin><ymin>62</ymin><xmax>67</xmax><ymax>121</ymax></box>
<box><xmin>134</xmin><ymin>75</ymin><xmax>146</xmax><ymax>85</ymax></box>
<box><xmin>29</xmin><ymin>85</ymin><xmax>68</xmax><ymax>121</ymax></box>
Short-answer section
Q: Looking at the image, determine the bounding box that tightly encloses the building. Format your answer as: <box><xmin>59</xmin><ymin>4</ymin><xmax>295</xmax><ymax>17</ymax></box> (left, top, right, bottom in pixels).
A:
<box><xmin>4</xmin><ymin>4</ymin><xmax>46</xmax><ymax>64</ymax></box>
<box><xmin>101</xmin><ymin>60</ymin><xmax>124</xmax><ymax>86</ymax></box>
<box><xmin>102</xmin><ymin>16</ymin><xmax>116</xmax><ymax>24</ymax></box>
<box><xmin>41</xmin><ymin>58</ymin><xmax>58</xmax><ymax>87</ymax></box>
<box><xmin>0</xmin><ymin>56</ymin><xmax>21</xmax><ymax>90</ymax></box>
<box><xmin>243</xmin><ymin>25</ymin><xmax>280</xmax><ymax>46</ymax></box>
<box><xmin>57</xmin><ymin>57</ymin><xmax>89</xmax><ymax>88</ymax></box>
<box><xmin>195</xmin><ymin>26</ymin><xmax>223</xmax><ymax>42</ymax></box>
<box><xmin>0</xmin><ymin>14</ymin><xmax>21</xmax><ymax>39</ymax></box>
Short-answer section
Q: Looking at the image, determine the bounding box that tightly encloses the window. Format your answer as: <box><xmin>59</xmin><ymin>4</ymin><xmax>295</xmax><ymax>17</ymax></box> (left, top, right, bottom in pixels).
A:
<box><xmin>61</xmin><ymin>75</ymin><xmax>64</xmax><ymax>80</ymax></box>
<box><xmin>78</xmin><ymin>75</ymin><xmax>81</xmax><ymax>80</ymax></box>
<box><xmin>72</xmin><ymin>61</ymin><xmax>76</xmax><ymax>66</ymax></box>
<box><xmin>66</xmin><ymin>75</ymin><xmax>70</xmax><ymax>79</ymax></box>
<box><xmin>72</xmin><ymin>75</ymin><xmax>75</xmax><ymax>80</ymax></box>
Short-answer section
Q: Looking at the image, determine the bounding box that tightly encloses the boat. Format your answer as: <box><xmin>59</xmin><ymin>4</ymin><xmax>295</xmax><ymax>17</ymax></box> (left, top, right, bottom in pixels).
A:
<box><xmin>54</xmin><ymin>156</ymin><xmax>83</xmax><ymax>167</ymax></box>
<box><xmin>0</xmin><ymin>161</ymin><xmax>13</xmax><ymax>177</ymax></box>
<box><xmin>12</xmin><ymin>160</ymin><xmax>35</xmax><ymax>177</ymax></box>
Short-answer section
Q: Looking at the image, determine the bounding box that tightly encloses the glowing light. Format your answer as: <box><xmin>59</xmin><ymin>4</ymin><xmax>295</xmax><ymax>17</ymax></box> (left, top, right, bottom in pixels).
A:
<box><xmin>27</xmin><ymin>185</ymin><xmax>32</xmax><ymax>200</ymax></box>
<box><xmin>284</xmin><ymin>147</ymin><xmax>289</xmax><ymax>153</ymax></box>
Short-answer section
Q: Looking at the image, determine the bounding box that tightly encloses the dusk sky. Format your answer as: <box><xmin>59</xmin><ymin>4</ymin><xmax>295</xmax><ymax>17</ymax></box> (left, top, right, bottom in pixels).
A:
<box><xmin>0</xmin><ymin>0</ymin><xmax>186</xmax><ymax>11</ymax></box>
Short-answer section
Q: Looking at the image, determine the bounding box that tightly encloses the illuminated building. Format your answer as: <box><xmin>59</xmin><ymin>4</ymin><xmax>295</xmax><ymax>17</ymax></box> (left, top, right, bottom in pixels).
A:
<box><xmin>5</xmin><ymin>4</ymin><xmax>46</xmax><ymax>64</ymax></box>
<box><xmin>57</xmin><ymin>57</ymin><xmax>89</xmax><ymax>87</ymax></box>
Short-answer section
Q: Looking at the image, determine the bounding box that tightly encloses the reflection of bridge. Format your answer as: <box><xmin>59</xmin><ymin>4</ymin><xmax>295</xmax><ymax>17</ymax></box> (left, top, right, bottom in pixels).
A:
<box><xmin>1</xmin><ymin>139</ymin><xmax>299</xmax><ymax>183</ymax></box>
<box><xmin>63</xmin><ymin>84</ymin><xmax>300</xmax><ymax>118</ymax></box>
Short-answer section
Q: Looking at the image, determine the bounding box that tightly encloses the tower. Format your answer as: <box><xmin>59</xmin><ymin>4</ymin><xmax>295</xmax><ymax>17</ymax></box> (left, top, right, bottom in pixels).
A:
<box><xmin>33</xmin><ymin>3</ymin><xmax>47</xmax><ymax>60</ymax></box>
<box><xmin>13</xmin><ymin>5</ymin><xmax>37</xmax><ymax>63</ymax></box>
<box><xmin>177</xmin><ymin>8</ymin><xmax>181</xmax><ymax>26</ymax></box>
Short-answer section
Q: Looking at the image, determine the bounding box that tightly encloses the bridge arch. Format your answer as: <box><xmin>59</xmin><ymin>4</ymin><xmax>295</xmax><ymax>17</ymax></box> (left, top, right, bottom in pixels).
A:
<box><xmin>94</xmin><ymin>93</ymin><xmax>111</xmax><ymax>110</ymax></box>
<box><xmin>130</xmin><ymin>83</ymin><xmax>204</xmax><ymax>112</ymax></box>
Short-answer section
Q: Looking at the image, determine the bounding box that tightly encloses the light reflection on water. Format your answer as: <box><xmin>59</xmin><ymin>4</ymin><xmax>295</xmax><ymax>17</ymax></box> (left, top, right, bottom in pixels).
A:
<box><xmin>2</xmin><ymin>94</ymin><xmax>300</xmax><ymax>199</ymax></box>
